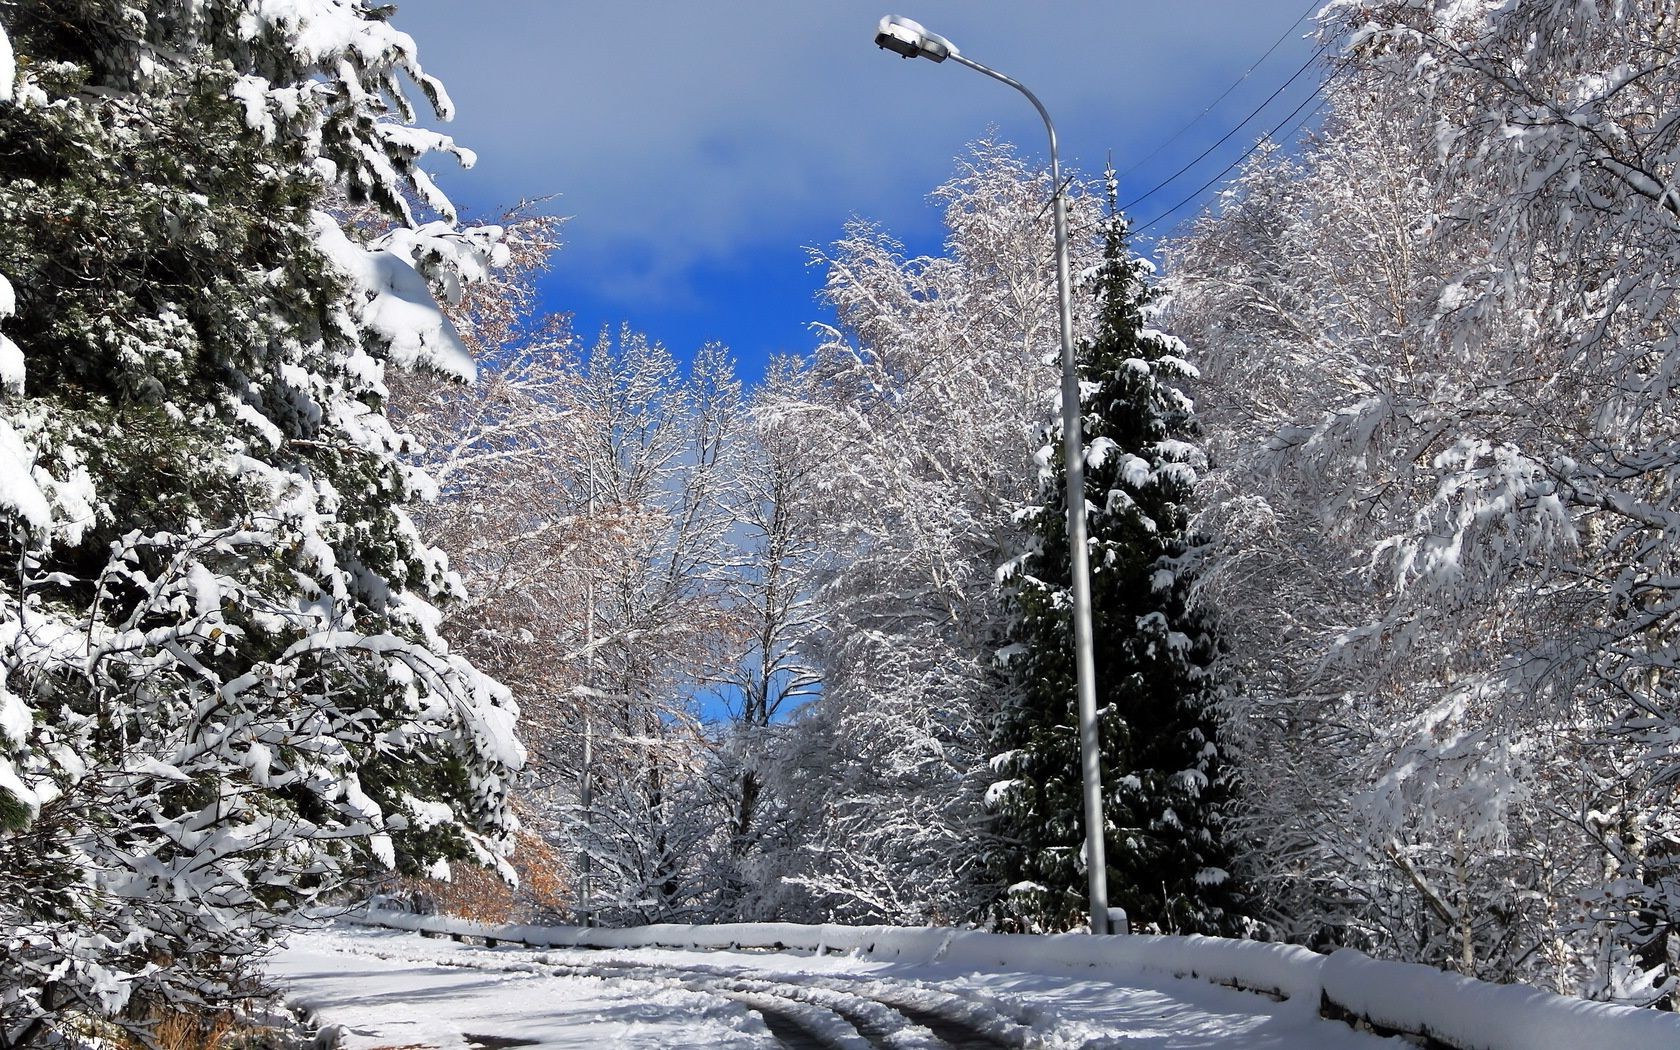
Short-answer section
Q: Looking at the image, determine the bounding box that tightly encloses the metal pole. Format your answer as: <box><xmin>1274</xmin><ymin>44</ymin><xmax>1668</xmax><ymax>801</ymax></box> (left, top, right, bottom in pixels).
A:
<box><xmin>949</xmin><ymin>53</ymin><xmax>1110</xmax><ymax>935</ymax></box>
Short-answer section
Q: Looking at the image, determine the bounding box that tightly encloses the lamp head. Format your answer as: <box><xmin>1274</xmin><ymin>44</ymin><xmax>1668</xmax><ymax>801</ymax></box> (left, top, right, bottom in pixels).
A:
<box><xmin>874</xmin><ymin>16</ymin><xmax>956</xmax><ymax>62</ymax></box>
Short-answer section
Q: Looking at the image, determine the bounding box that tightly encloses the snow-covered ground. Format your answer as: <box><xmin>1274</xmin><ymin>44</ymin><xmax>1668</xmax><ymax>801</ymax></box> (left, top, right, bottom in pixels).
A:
<box><xmin>269</xmin><ymin>925</ymin><xmax>1401</xmax><ymax>1049</ymax></box>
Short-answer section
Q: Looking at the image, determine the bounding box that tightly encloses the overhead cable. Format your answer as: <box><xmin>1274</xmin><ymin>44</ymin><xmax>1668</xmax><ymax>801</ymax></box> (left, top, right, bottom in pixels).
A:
<box><xmin>1115</xmin><ymin>0</ymin><xmax>1324</xmax><ymax>181</ymax></box>
<box><xmin>1119</xmin><ymin>39</ymin><xmax>1332</xmax><ymax>214</ymax></box>
<box><xmin>1133</xmin><ymin>78</ymin><xmax>1337</xmax><ymax>236</ymax></box>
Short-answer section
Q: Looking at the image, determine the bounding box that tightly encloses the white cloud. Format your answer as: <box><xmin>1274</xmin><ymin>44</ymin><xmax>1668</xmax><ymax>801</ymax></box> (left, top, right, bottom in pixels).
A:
<box><xmin>398</xmin><ymin>0</ymin><xmax>1324</xmax><ymax>309</ymax></box>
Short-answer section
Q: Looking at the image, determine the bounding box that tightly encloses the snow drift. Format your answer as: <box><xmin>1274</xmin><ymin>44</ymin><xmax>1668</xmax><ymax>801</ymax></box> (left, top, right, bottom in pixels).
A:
<box><xmin>351</xmin><ymin>911</ymin><xmax>1680</xmax><ymax>1050</ymax></box>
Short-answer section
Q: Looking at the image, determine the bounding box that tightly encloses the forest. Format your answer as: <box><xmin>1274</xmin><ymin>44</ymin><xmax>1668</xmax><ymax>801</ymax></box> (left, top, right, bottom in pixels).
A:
<box><xmin>0</xmin><ymin>0</ymin><xmax>1677</xmax><ymax>1044</ymax></box>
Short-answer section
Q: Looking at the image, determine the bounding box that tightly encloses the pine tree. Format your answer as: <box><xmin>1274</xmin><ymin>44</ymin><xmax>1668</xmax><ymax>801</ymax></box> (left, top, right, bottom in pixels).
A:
<box><xmin>0</xmin><ymin>3</ymin><xmax>519</xmax><ymax>1040</ymax></box>
<box><xmin>990</xmin><ymin>181</ymin><xmax>1245</xmax><ymax>935</ymax></box>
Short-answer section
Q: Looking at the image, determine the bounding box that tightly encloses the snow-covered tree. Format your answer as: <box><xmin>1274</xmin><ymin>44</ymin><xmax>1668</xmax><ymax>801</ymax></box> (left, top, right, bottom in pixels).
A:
<box><xmin>384</xmin><ymin>207</ymin><xmax>594</xmax><ymax>921</ymax></box>
<box><xmin>991</xmin><ymin>190</ymin><xmax>1245</xmax><ymax>935</ymax></box>
<box><xmin>557</xmin><ymin>328</ymin><xmax>745</xmax><ymax>924</ymax></box>
<box><xmin>392</xmin><ymin>210</ymin><xmax>576</xmax><ymax>754</ymax></box>
<box><xmin>765</xmin><ymin>140</ymin><xmax>1106</xmax><ymax>924</ymax></box>
<box><xmin>399</xmin><ymin>275</ymin><xmax>791</xmax><ymax>926</ymax></box>
<box><xmin>0</xmin><ymin>2</ymin><xmax>519</xmax><ymax>1039</ymax></box>
<box><xmin>1165</xmin><ymin>0</ymin><xmax>1680</xmax><ymax>1004</ymax></box>
<box><xmin>699</xmin><ymin>356</ymin><xmax>829</xmax><ymax>918</ymax></box>
<box><xmin>1328</xmin><ymin>0</ymin><xmax>1680</xmax><ymax>1002</ymax></box>
<box><xmin>1163</xmin><ymin>109</ymin><xmax>1450</xmax><ymax>961</ymax></box>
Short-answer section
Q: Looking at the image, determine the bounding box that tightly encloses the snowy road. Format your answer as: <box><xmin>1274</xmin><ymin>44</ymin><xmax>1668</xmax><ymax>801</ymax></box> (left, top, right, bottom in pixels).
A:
<box><xmin>269</xmin><ymin>926</ymin><xmax>1401</xmax><ymax>1049</ymax></box>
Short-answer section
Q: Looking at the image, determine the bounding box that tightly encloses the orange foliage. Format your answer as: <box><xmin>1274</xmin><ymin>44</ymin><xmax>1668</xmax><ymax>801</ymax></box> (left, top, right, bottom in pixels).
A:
<box><xmin>396</xmin><ymin>829</ymin><xmax>573</xmax><ymax>925</ymax></box>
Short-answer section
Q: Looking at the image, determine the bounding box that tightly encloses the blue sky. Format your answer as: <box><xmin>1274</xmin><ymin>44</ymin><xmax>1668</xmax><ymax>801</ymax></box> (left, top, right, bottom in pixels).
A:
<box><xmin>392</xmin><ymin>1</ymin><xmax>1327</xmax><ymax>381</ymax></box>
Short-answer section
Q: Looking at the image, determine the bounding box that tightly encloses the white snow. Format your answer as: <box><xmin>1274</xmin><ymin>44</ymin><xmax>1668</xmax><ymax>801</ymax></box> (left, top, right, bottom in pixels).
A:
<box><xmin>875</xmin><ymin>16</ymin><xmax>960</xmax><ymax>60</ymax></box>
<box><xmin>270</xmin><ymin>924</ymin><xmax>1391</xmax><ymax>1050</ymax></box>
<box><xmin>1320</xmin><ymin>949</ymin><xmax>1680</xmax><ymax>1050</ymax></box>
<box><xmin>309</xmin><ymin>212</ymin><xmax>477</xmax><ymax>380</ymax></box>
<box><xmin>124</xmin><ymin>756</ymin><xmax>191</xmax><ymax>783</ymax></box>
<box><xmin>400</xmin><ymin>791</ymin><xmax>455</xmax><ymax>831</ymax></box>
<box><xmin>0</xmin><ymin>270</ymin><xmax>25</xmax><ymax>413</ymax></box>
<box><xmin>0</xmin><ymin>756</ymin><xmax>34</xmax><ymax>817</ymax></box>
<box><xmin>293</xmin><ymin>915</ymin><xmax>1680</xmax><ymax>1050</ymax></box>
<box><xmin>1116</xmin><ymin>452</ymin><xmax>1153</xmax><ymax>489</ymax></box>
<box><xmin>1085</xmin><ymin>435</ymin><xmax>1118</xmax><ymax>469</ymax></box>
<box><xmin>0</xmin><ymin>20</ymin><xmax>13</xmax><ymax>104</ymax></box>
<box><xmin>0</xmin><ymin>420</ymin><xmax>49</xmax><ymax>531</ymax></box>
<box><xmin>0</xmin><ymin>673</ymin><xmax>36</xmax><ymax>818</ymax></box>
<box><xmin>0</xmin><ymin>676</ymin><xmax>27</xmax><ymax>746</ymax></box>
<box><xmin>271</xmin><ymin>929</ymin><xmax>779</xmax><ymax>1050</ymax></box>
<box><xmin>234</xmin><ymin>400</ymin><xmax>284</xmax><ymax>449</ymax></box>
<box><xmin>362</xmin><ymin>245</ymin><xmax>474</xmax><ymax>376</ymax></box>
<box><xmin>229</xmin><ymin>75</ymin><xmax>277</xmax><ymax>141</ymax></box>
<box><xmin>0</xmin><ymin>335</ymin><xmax>21</xmax><ymax>394</ymax></box>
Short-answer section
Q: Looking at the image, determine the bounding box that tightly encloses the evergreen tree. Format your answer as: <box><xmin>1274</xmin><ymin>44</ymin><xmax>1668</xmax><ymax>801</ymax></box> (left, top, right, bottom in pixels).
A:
<box><xmin>0</xmin><ymin>3</ymin><xmax>519</xmax><ymax>1041</ymax></box>
<box><xmin>989</xmin><ymin>180</ymin><xmax>1245</xmax><ymax>935</ymax></box>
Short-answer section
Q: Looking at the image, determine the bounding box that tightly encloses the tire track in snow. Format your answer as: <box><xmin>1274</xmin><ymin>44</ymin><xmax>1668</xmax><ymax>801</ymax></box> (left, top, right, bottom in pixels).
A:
<box><xmin>521</xmin><ymin>955</ymin><xmax>1027</xmax><ymax>1049</ymax></box>
<box><xmin>323</xmin><ymin>934</ymin><xmax>1030</xmax><ymax>1049</ymax></box>
<box><xmin>712</xmin><ymin>990</ymin><xmax>864</xmax><ymax>1050</ymax></box>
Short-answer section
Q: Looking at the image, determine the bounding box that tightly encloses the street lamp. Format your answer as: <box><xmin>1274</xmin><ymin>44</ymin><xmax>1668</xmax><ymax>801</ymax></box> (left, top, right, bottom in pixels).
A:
<box><xmin>874</xmin><ymin>15</ymin><xmax>1112</xmax><ymax>935</ymax></box>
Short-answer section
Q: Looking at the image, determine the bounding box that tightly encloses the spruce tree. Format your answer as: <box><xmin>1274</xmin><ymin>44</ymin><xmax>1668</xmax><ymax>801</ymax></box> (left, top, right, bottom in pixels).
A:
<box><xmin>0</xmin><ymin>2</ymin><xmax>519</xmax><ymax>1040</ymax></box>
<box><xmin>989</xmin><ymin>178</ymin><xmax>1245</xmax><ymax>935</ymax></box>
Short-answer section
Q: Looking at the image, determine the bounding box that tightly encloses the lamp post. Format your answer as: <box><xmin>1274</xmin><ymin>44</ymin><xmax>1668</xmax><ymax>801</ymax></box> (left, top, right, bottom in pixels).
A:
<box><xmin>873</xmin><ymin>16</ymin><xmax>1111</xmax><ymax>936</ymax></box>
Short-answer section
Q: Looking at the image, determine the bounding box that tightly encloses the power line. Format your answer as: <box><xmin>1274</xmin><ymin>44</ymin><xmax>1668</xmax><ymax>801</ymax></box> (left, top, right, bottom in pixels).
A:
<box><xmin>1116</xmin><ymin>0</ymin><xmax>1323</xmax><ymax>181</ymax></box>
<box><xmin>1119</xmin><ymin>39</ymin><xmax>1331</xmax><ymax>214</ymax></box>
<box><xmin>1133</xmin><ymin>76</ymin><xmax>1336</xmax><ymax>237</ymax></box>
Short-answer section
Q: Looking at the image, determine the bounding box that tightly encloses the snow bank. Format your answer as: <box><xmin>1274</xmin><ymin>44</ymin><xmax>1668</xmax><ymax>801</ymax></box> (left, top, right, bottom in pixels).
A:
<box><xmin>351</xmin><ymin>912</ymin><xmax>1680</xmax><ymax>1048</ymax></box>
<box><xmin>1320</xmin><ymin>949</ymin><xmax>1680</xmax><ymax>1050</ymax></box>
<box><xmin>355</xmin><ymin>911</ymin><xmax>1321</xmax><ymax>1001</ymax></box>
